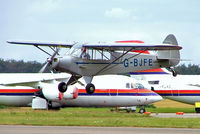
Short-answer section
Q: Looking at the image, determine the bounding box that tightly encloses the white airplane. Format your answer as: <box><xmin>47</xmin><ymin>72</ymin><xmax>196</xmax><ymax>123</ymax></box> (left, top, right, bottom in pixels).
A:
<box><xmin>7</xmin><ymin>34</ymin><xmax>182</xmax><ymax>94</ymax></box>
<box><xmin>0</xmin><ymin>73</ymin><xmax>162</xmax><ymax>113</ymax></box>
<box><xmin>131</xmin><ymin>68</ymin><xmax>200</xmax><ymax>112</ymax></box>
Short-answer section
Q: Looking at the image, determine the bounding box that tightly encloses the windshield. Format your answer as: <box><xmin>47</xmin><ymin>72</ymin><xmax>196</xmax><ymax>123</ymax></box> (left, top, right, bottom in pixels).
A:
<box><xmin>135</xmin><ymin>83</ymin><xmax>145</xmax><ymax>89</ymax></box>
<box><xmin>126</xmin><ymin>83</ymin><xmax>145</xmax><ymax>89</ymax></box>
<box><xmin>66</xmin><ymin>43</ymin><xmax>83</xmax><ymax>57</ymax></box>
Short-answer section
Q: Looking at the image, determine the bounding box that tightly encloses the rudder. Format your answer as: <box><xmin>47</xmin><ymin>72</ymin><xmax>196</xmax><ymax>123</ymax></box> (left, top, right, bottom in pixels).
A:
<box><xmin>157</xmin><ymin>34</ymin><xmax>180</xmax><ymax>67</ymax></box>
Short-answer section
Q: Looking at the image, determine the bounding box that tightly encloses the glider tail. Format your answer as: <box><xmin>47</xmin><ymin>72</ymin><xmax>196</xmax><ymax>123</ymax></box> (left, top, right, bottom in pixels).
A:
<box><xmin>157</xmin><ymin>34</ymin><xmax>180</xmax><ymax>67</ymax></box>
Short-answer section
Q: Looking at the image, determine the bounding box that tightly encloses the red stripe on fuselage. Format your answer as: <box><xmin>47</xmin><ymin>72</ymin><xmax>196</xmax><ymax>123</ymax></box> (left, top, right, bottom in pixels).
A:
<box><xmin>78</xmin><ymin>89</ymin><xmax>153</xmax><ymax>93</ymax></box>
<box><xmin>0</xmin><ymin>89</ymin><xmax>40</xmax><ymax>93</ymax></box>
<box><xmin>154</xmin><ymin>90</ymin><xmax>200</xmax><ymax>94</ymax></box>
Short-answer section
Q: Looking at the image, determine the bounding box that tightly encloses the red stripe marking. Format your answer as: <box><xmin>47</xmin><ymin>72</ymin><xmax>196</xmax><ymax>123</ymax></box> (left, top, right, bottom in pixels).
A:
<box><xmin>78</xmin><ymin>89</ymin><xmax>153</xmax><ymax>93</ymax></box>
<box><xmin>135</xmin><ymin>68</ymin><xmax>165</xmax><ymax>73</ymax></box>
<box><xmin>0</xmin><ymin>89</ymin><xmax>40</xmax><ymax>93</ymax></box>
<box><xmin>131</xmin><ymin>50</ymin><xmax>150</xmax><ymax>54</ymax></box>
<box><xmin>154</xmin><ymin>90</ymin><xmax>200</xmax><ymax>94</ymax></box>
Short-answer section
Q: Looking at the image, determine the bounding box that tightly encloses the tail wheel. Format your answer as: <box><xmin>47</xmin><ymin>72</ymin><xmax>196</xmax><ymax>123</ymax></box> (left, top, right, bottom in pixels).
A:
<box><xmin>58</xmin><ymin>82</ymin><xmax>68</xmax><ymax>93</ymax></box>
<box><xmin>172</xmin><ymin>69</ymin><xmax>177</xmax><ymax>77</ymax></box>
<box><xmin>86</xmin><ymin>83</ymin><xmax>95</xmax><ymax>94</ymax></box>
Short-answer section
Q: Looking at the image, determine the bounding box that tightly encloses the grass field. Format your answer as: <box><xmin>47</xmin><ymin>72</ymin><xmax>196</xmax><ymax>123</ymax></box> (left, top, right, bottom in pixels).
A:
<box><xmin>0</xmin><ymin>99</ymin><xmax>198</xmax><ymax>128</ymax></box>
<box><xmin>0</xmin><ymin>106</ymin><xmax>200</xmax><ymax>128</ymax></box>
<box><xmin>154</xmin><ymin>99</ymin><xmax>194</xmax><ymax>108</ymax></box>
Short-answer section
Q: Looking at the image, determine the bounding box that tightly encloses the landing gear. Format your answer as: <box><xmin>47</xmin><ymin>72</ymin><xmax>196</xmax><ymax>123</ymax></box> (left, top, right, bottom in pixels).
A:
<box><xmin>86</xmin><ymin>83</ymin><xmax>95</xmax><ymax>94</ymax></box>
<box><xmin>58</xmin><ymin>75</ymin><xmax>82</xmax><ymax>93</ymax></box>
<box><xmin>171</xmin><ymin>69</ymin><xmax>177</xmax><ymax>77</ymax></box>
<box><xmin>139</xmin><ymin>107</ymin><xmax>146</xmax><ymax>114</ymax></box>
<box><xmin>195</xmin><ymin>108</ymin><xmax>200</xmax><ymax>113</ymax></box>
<box><xmin>58</xmin><ymin>82</ymin><xmax>68</xmax><ymax>93</ymax></box>
<box><xmin>168</xmin><ymin>67</ymin><xmax>177</xmax><ymax>77</ymax></box>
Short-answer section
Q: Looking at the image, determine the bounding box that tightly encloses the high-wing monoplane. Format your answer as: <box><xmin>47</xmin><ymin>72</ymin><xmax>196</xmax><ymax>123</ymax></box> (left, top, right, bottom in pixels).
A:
<box><xmin>7</xmin><ymin>34</ymin><xmax>182</xmax><ymax>94</ymax></box>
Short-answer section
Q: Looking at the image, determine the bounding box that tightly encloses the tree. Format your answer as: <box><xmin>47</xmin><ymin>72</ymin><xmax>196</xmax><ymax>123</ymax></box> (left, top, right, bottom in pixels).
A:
<box><xmin>175</xmin><ymin>64</ymin><xmax>200</xmax><ymax>75</ymax></box>
<box><xmin>0</xmin><ymin>59</ymin><xmax>49</xmax><ymax>73</ymax></box>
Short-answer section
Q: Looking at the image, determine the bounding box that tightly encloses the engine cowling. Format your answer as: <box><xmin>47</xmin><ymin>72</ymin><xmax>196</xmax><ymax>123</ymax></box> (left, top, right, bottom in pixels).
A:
<box><xmin>40</xmin><ymin>82</ymin><xmax>79</xmax><ymax>101</ymax></box>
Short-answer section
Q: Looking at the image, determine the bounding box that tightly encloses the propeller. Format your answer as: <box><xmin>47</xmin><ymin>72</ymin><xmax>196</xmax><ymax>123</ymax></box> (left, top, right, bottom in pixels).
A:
<box><xmin>39</xmin><ymin>47</ymin><xmax>60</xmax><ymax>73</ymax></box>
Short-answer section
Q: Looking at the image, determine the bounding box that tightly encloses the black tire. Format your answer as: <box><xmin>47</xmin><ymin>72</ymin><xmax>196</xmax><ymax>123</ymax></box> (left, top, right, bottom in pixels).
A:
<box><xmin>126</xmin><ymin>109</ymin><xmax>131</xmax><ymax>113</ymax></box>
<box><xmin>58</xmin><ymin>82</ymin><xmax>68</xmax><ymax>93</ymax></box>
<box><xmin>195</xmin><ymin>108</ymin><xmax>200</xmax><ymax>113</ymax></box>
<box><xmin>139</xmin><ymin>108</ymin><xmax>146</xmax><ymax>114</ymax></box>
<box><xmin>86</xmin><ymin>83</ymin><xmax>95</xmax><ymax>94</ymax></box>
<box><xmin>172</xmin><ymin>70</ymin><xmax>177</xmax><ymax>77</ymax></box>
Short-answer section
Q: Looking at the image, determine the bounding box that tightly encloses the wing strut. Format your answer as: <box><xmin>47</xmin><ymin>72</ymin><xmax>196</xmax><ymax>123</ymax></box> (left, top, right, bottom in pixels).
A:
<box><xmin>94</xmin><ymin>48</ymin><xmax>133</xmax><ymax>75</ymax></box>
<box><xmin>35</xmin><ymin>45</ymin><xmax>52</xmax><ymax>56</ymax></box>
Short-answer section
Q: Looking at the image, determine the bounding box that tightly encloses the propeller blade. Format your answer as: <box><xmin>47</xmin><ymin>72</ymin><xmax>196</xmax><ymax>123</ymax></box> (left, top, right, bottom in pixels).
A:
<box><xmin>39</xmin><ymin>48</ymin><xmax>60</xmax><ymax>73</ymax></box>
<box><xmin>39</xmin><ymin>62</ymin><xmax>50</xmax><ymax>73</ymax></box>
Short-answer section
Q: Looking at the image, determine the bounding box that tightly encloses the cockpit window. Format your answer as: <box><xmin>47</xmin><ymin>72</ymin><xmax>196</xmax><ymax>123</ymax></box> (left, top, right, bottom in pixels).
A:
<box><xmin>126</xmin><ymin>83</ymin><xmax>130</xmax><ymax>88</ymax></box>
<box><xmin>66</xmin><ymin>43</ymin><xmax>82</xmax><ymax>57</ymax></box>
<box><xmin>135</xmin><ymin>83</ymin><xmax>145</xmax><ymax>89</ymax></box>
<box><xmin>126</xmin><ymin>83</ymin><xmax>145</xmax><ymax>89</ymax></box>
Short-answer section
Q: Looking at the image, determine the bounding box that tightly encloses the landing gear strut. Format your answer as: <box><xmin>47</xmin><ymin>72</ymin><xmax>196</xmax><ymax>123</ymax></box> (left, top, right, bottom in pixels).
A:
<box><xmin>168</xmin><ymin>67</ymin><xmax>177</xmax><ymax>77</ymax></box>
<box><xmin>86</xmin><ymin>83</ymin><xmax>95</xmax><ymax>94</ymax></box>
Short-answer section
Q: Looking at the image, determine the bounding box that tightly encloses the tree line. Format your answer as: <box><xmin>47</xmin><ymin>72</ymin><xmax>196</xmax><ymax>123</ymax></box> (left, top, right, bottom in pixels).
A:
<box><xmin>0</xmin><ymin>58</ymin><xmax>200</xmax><ymax>74</ymax></box>
<box><xmin>0</xmin><ymin>59</ymin><xmax>47</xmax><ymax>73</ymax></box>
<box><xmin>174</xmin><ymin>64</ymin><xmax>200</xmax><ymax>75</ymax></box>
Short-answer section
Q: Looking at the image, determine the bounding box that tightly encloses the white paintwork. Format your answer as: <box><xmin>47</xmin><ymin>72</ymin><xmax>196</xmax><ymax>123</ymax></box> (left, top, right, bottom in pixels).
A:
<box><xmin>0</xmin><ymin>85</ymin><xmax>34</xmax><ymax>106</ymax></box>
<box><xmin>0</xmin><ymin>74</ymin><xmax>162</xmax><ymax>107</ymax></box>
<box><xmin>32</xmin><ymin>97</ymin><xmax>48</xmax><ymax>109</ymax></box>
<box><xmin>132</xmin><ymin>72</ymin><xmax>200</xmax><ymax>105</ymax></box>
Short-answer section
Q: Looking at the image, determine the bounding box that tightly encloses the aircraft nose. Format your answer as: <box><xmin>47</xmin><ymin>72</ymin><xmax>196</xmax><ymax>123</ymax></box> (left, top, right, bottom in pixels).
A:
<box><xmin>151</xmin><ymin>95</ymin><xmax>163</xmax><ymax>103</ymax></box>
<box><xmin>51</xmin><ymin>56</ymin><xmax>72</xmax><ymax>72</ymax></box>
<box><xmin>51</xmin><ymin>57</ymin><xmax>60</xmax><ymax>70</ymax></box>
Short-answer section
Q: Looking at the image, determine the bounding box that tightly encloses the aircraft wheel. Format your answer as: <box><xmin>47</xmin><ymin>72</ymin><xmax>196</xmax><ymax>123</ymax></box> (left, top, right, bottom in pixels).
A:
<box><xmin>58</xmin><ymin>82</ymin><xmax>68</xmax><ymax>93</ymax></box>
<box><xmin>126</xmin><ymin>109</ymin><xmax>131</xmax><ymax>113</ymax></box>
<box><xmin>172</xmin><ymin>69</ymin><xmax>177</xmax><ymax>77</ymax></box>
<box><xmin>139</xmin><ymin>108</ymin><xmax>146</xmax><ymax>114</ymax></box>
<box><xmin>86</xmin><ymin>83</ymin><xmax>95</xmax><ymax>94</ymax></box>
<box><xmin>195</xmin><ymin>108</ymin><xmax>200</xmax><ymax>113</ymax></box>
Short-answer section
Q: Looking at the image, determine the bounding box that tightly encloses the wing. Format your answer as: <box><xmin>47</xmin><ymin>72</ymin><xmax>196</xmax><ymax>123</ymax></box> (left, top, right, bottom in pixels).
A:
<box><xmin>7</xmin><ymin>40</ymin><xmax>75</xmax><ymax>48</ymax></box>
<box><xmin>83</xmin><ymin>43</ymin><xmax>182</xmax><ymax>51</ymax></box>
<box><xmin>0</xmin><ymin>73</ymin><xmax>70</xmax><ymax>87</ymax></box>
<box><xmin>7</xmin><ymin>40</ymin><xmax>182</xmax><ymax>51</ymax></box>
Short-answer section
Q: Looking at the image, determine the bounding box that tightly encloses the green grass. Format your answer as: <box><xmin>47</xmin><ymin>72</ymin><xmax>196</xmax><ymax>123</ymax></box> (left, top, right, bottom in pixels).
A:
<box><xmin>145</xmin><ymin>107</ymin><xmax>195</xmax><ymax>113</ymax></box>
<box><xmin>0</xmin><ymin>107</ymin><xmax>199</xmax><ymax>128</ymax></box>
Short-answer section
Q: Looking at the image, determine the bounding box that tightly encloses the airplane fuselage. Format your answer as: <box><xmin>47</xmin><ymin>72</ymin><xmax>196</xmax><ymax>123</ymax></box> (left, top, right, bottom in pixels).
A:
<box><xmin>140</xmin><ymin>74</ymin><xmax>200</xmax><ymax>105</ymax></box>
<box><xmin>153</xmin><ymin>84</ymin><xmax>200</xmax><ymax>105</ymax></box>
<box><xmin>54</xmin><ymin>52</ymin><xmax>170</xmax><ymax>76</ymax></box>
<box><xmin>0</xmin><ymin>75</ymin><xmax>162</xmax><ymax>107</ymax></box>
<box><xmin>0</xmin><ymin>87</ymin><xmax>162</xmax><ymax>107</ymax></box>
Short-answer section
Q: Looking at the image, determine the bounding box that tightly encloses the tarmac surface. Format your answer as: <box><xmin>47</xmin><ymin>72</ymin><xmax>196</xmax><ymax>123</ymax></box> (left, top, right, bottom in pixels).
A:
<box><xmin>1</xmin><ymin>125</ymin><xmax>200</xmax><ymax>134</ymax></box>
<box><xmin>150</xmin><ymin>113</ymin><xmax>200</xmax><ymax>118</ymax></box>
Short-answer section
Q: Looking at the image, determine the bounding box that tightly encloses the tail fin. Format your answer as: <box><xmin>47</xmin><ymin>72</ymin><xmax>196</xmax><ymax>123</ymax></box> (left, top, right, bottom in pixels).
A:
<box><xmin>163</xmin><ymin>34</ymin><xmax>178</xmax><ymax>45</ymax></box>
<box><xmin>157</xmin><ymin>34</ymin><xmax>180</xmax><ymax>67</ymax></box>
